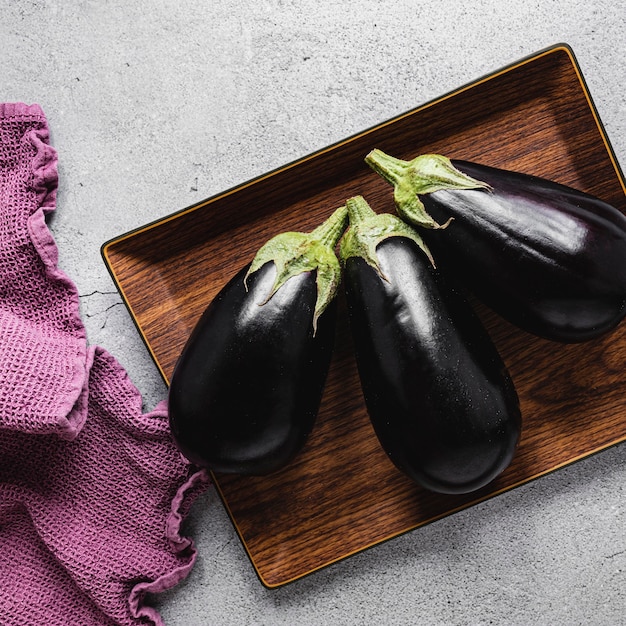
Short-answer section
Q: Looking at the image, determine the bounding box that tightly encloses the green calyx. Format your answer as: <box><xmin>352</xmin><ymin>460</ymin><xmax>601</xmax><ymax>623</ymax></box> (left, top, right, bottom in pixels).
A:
<box><xmin>364</xmin><ymin>149</ymin><xmax>491</xmax><ymax>229</ymax></box>
<box><xmin>339</xmin><ymin>195</ymin><xmax>434</xmax><ymax>279</ymax></box>
<box><xmin>244</xmin><ymin>204</ymin><xmax>349</xmax><ymax>333</ymax></box>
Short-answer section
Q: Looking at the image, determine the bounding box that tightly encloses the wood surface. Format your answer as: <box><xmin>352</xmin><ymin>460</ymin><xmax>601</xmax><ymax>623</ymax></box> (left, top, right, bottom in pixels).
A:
<box><xmin>102</xmin><ymin>45</ymin><xmax>626</xmax><ymax>588</ymax></box>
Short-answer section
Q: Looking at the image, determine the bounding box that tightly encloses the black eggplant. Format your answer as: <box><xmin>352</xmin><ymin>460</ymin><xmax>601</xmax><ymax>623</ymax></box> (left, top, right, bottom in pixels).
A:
<box><xmin>365</xmin><ymin>149</ymin><xmax>626</xmax><ymax>342</ymax></box>
<box><xmin>168</xmin><ymin>206</ymin><xmax>348</xmax><ymax>475</ymax></box>
<box><xmin>340</xmin><ymin>196</ymin><xmax>521</xmax><ymax>495</ymax></box>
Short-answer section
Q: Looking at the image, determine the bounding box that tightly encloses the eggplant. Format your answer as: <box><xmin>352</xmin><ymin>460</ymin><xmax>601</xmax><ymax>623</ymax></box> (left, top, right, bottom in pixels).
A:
<box><xmin>340</xmin><ymin>196</ymin><xmax>521</xmax><ymax>494</ymax></box>
<box><xmin>168</xmin><ymin>206</ymin><xmax>348</xmax><ymax>475</ymax></box>
<box><xmin>365</xmin><ymin>149</ymin><xmax>626</xmax><ymax>342</ymax></box>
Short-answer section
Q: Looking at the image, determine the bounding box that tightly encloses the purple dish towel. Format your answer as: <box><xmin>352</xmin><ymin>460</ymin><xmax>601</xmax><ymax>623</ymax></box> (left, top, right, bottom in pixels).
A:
<box><xmin>0</xmin><ymin>103</ymin><xmax>209</xmax><ymax>625</ymax></box>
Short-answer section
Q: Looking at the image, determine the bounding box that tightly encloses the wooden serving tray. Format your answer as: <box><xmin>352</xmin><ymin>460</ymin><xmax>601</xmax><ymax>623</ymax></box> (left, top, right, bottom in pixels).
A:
<box><xmin>102</xmin><ymin>44</ymin><xmax>626</xmax><ymax>588</ymax></box>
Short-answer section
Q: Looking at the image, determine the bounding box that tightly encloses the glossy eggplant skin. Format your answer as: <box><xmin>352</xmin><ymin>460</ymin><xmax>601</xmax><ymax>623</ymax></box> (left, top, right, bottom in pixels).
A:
<box><xmin>168</xmin><ymin>261</ymin><xmax>336</xmax><ymax>475</ymax></box>
<box><xmin>420</xmin><ymin>161</ymin><xmax>626</xmax><ymax>342</ymax></box>
<box><xmin>343</xmin><ymin>237</ymin><xmax>521</xmax><ymax>494</ymax></box>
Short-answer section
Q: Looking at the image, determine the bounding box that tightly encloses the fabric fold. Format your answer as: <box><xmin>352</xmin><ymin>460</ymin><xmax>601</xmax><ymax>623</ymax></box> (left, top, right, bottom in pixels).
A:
<box><xmin>0</xmin><ymin>102</ymin><xmax>87</xmax><ymax>438</ymax></box>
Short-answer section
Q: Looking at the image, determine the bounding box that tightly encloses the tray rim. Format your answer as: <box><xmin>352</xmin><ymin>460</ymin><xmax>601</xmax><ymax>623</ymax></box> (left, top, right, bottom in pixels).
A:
<box><xmin>100</xmin><ymin>42</ymin><xmax>626</xmax><ymax>588</ymax></box>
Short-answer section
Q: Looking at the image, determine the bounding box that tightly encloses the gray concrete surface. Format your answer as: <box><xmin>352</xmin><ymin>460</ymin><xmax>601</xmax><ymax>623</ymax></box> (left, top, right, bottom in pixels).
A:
<box><xmin>2</xmin><ymin>0</ymin><xmax>625</xmax><ymax>624</ymax></box>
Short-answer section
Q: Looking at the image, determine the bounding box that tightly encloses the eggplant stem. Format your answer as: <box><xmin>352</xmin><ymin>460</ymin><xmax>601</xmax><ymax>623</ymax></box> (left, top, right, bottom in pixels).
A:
<box><xmin>311</xmin><ymin>204</ymin><xmax>349</xmax><ymax>248</ymax></box>
<box><xmin>244</xmin><ymin>205</ymin><xmax>348</xmax><ymax>334</ymax></box>
<box><xmin>366</xmin><ymin>149</ymin><xmax>491</xmax><ymax>230</ymax></box>
<box><xmin>341</xmin><ymin>196</ymin><xmax>435</xmax><ymax>279</ymax></box>
<box><xmin>365</xmin><ymin>149</ymin><xmax>408</xmax><ymax>185</ymax></box>
<box><xmin>346</xmin><ymin>195</ymin><xmax>376</xmax><ymax>223</ymax></box>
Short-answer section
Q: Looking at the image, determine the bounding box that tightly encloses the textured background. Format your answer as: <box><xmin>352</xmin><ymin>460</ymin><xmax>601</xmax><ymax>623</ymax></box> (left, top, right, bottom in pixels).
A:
<box><xmin>2</xmin><ymin>1</ymin><xmax>625</xmax><ymax>624</ymax></box>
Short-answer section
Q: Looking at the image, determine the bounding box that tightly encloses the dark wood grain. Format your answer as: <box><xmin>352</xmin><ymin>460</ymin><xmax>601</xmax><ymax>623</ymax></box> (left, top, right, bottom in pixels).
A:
<box><xmin>102</xmin><ymin>45</ymin><xmax>626</xmax><ymax>588</ymax></box>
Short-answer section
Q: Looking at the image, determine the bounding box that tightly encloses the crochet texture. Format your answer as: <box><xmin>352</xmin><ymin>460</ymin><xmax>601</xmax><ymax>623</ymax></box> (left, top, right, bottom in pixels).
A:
<box><xmin>0</xmin><ymin>103</ymin><xmax>209</xmax><ymax>626</ymax></box>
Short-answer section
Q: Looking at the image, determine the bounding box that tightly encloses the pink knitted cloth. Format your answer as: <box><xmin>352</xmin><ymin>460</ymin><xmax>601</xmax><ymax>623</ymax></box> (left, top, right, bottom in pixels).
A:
<box><xmin>0</xmin><ymin>103</ymin><xmax>209</xmax><ymax>625</ymax></box>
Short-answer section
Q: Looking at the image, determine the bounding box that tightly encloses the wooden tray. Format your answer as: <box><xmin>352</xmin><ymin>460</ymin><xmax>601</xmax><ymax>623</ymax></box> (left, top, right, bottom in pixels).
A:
<box><xmin>102</xmin><ymin>44</ymin><xmax>626</xmax><ymax>588</ymax></box>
